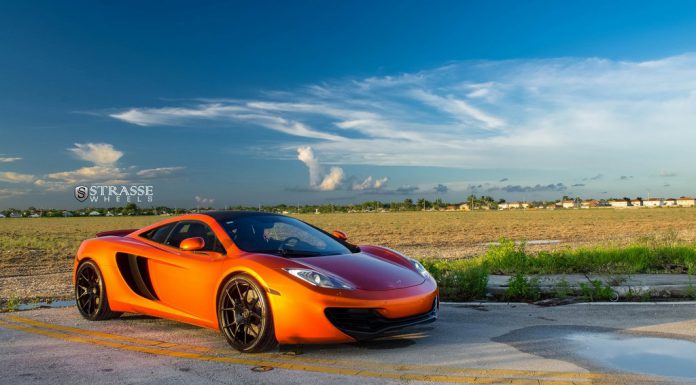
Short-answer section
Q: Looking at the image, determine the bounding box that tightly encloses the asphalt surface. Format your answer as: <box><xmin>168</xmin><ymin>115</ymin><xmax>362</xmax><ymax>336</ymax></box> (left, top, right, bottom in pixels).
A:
<box><xmin>2</xmin><ymin>302</ymin><xmax>696</xmax><ymax>385</ymax></box>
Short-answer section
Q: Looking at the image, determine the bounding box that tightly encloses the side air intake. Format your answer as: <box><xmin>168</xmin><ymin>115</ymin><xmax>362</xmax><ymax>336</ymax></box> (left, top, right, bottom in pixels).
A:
<box><xmin>116</xmin><ymin>253</ymin><xmax>159</xmax><ymax>300</ymax></box>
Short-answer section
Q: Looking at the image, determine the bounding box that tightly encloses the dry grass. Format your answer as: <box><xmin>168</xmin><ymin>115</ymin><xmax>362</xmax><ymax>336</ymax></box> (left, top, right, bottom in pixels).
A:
<box><xmin>2</xmin><ymin>208</ymin><xmax>696</xmax><ymax>302</ymax></box>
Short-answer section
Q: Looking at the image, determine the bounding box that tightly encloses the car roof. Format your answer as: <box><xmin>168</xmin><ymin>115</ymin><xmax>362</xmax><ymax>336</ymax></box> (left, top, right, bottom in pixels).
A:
<box><xmin>201</xmin><ymin>210</ymin><xmax>283</xmax><ymax>223</ymax></box>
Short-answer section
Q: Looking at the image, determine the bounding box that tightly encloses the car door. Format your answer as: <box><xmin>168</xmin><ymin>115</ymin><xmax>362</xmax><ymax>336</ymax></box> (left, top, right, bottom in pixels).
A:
<box><xmin>141</xmin><ymin>220</ymin><xmax>225</xmax><ymax>321</ymax></box>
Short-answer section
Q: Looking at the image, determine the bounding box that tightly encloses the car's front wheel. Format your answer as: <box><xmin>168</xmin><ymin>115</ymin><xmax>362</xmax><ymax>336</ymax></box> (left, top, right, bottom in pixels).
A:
<box><xmin>75</xmin><ymin>260</ymin><xmax>121</xmax><ymax>321</ymax></box>
<box><xmin>218</xmin><ymin>274</ymin><xmax>277</xmax><ymax>353</ymax></box>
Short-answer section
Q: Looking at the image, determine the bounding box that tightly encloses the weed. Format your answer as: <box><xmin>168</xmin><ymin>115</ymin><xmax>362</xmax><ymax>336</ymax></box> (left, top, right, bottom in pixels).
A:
<box><xmin>4</xmin><ymin>297</ymin><xmax>20</xmax><ymax>312</ymax></box>
<box><xmin>553</xmin><ymin>276</ymin><xmax>573</xmax><ymax>298</ymax></box>
<box><xmin>505</xmin><ymin>273</ymin><xmax>540</xmax><ymax>301</ymax></box>
<box><xmin>579</xmin><ymin>279</ymin><xmax>616</xmax><ymax>302</ymax></box>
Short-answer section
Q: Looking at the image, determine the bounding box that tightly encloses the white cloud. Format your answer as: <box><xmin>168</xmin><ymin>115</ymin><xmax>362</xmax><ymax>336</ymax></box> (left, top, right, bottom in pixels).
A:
<box><xmin>0</xmin><ymin>171</ymin><xmax>34</xmax><ymax>183</ymax></box>
<box><xmin>318</xmin><ymin>167</ymin><xmax>345</xmax><ymax>191</ymax></box>
<box><xmin>69</xmin><ymin>143</ymin><xmax>123</xmax><ymax>166</ymax></box>
<box><xmin>32</xmin><ymin>143</ymin><xmax>182</xmax><ymax>192</ymax></box>
<box><xmin>0</xmin><ymin>157</ymin><xmax>21</xmax><ymax>163</ymax></box>
<box><xmin>297</xmin><ymin>146</ymin><xmax>346</xmax><ymax>191</ymax></box>
<box><xmin>111</xmin><ymin>103</ymin><xmax>343</xmax><ymax>141</ymax></box>
<box><xmin>297</xmin><ymin>146</ymin><xmax>322</xmax><ymax>186</ymax></box>
<box><xmin>352</xmin><ymin>176</ymin><xmax>389</xmax><ymax>191</ymax></box>
<box><xmin>409</xmin><ymin>89</ymin><xmax>505</xmax><ymax>129</ymax></box>
<box><xmin>45</xmin><ymin>166</ymin><xmax>129</xmax><ymax>184</ymax></box>
<box><xmin>106</xmin><ymin>54</ymin><xmax>696</xmax><ymax>200</ymax></box>
<box><xmin>136</xmin><ymin>167</ymin><xmax>185</xmax><ymax>178</ymax></box>
<box><xmin>195</xmin><ymin>196</ymin><xmax>214</xmax><ymax>205</ymax></box>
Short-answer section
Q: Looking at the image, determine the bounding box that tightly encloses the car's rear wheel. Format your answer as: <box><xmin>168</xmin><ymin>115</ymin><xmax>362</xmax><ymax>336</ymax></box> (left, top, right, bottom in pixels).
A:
<box><xmin>218</xmin><ymin>274</ymin><xmax>277</xmax><ymax>353</ymax></box>
<box><xmin>75</xmin><ymin>260</ymin><xmax>121</xmax><ymax>321</ymax></box>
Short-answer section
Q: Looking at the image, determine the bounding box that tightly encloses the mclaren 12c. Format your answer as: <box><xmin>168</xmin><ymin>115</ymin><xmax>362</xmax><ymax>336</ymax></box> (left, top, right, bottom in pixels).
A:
<box><xmin>73</xmin><ymin>211</ymin><xmax>438</xmax><ymax>352</ymax></box>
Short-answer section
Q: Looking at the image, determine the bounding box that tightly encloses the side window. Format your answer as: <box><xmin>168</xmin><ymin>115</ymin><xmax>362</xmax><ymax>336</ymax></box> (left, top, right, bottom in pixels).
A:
<box><xmin>140</xmin><ymin>223</ymin><xmax>175</xmax><ymax>244</ymax></box>
<box><xmin>164</xmin><ymin>221</ymin><xmax>225</xmax><ymax>254</ymax></box>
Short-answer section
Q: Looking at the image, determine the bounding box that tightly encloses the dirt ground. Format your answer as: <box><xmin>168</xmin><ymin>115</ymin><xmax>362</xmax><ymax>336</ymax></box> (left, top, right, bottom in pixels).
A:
<box><xmin>2</xmin><ymin>208</ymin><xmax>696</xmax><ymax>303</ymax></box>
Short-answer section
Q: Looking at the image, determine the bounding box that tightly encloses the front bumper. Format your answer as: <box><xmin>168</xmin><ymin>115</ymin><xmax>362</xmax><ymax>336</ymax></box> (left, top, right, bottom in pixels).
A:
<box><xmin>269</xmin><ymin>277</ymin><xmax>438</xmax><ymax>344</ymax></box>
<box><xmin>324</xmin><ymin>297</ymin><xmax>438</xmax><ymax>340</ymax></box>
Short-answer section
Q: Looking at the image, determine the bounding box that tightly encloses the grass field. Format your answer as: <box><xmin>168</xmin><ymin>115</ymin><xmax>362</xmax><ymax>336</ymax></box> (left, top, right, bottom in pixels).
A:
<box><xmin>2</xmin><ymin>208</ymin><xmax>696</xmax><ymax>302</ymax></box>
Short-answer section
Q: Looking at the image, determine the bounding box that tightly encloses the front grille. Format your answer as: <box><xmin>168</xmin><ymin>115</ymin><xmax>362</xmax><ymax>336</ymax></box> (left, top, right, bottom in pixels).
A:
<box><xmin>324</xmin><ymin>299</ymin><xmax>437</xmax><ymax>340</ymax></box>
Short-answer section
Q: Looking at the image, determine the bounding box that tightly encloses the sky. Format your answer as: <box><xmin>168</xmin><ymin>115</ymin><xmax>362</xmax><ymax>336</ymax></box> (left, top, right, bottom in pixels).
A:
<box><xmin>2</xmin><ymin>1</ymin><xmax>696</xmax><ymax>208</ymax></box>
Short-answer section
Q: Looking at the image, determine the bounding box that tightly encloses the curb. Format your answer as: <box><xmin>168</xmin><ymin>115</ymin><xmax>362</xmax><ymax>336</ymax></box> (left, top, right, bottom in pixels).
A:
<box><xmin>486</xmin><ymin>274</ymin><xmax>696</xmax><ymax>300</ymax></box>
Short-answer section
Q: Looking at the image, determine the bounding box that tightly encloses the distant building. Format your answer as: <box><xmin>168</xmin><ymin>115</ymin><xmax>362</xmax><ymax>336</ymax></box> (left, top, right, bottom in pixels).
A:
<box><xmin>105</xmin><ymin>211</ymin><xmax>114</xmax><ymax>216</ymax></box>
<box><xmin>501</xmin><ymin>202</ymin><xmax>529</xmax><ymax>209</ymax></box>
<box><xmin>9</xmin><ymin>212</ymin><xmax>21</xmax><ymax>218</ymax></box>
<box><xmin>561</xmin><ymin>200</ymin><xmax>575</xmax><ymax>209</ymax></box>
<box><xmin>677</xmin><ymin>197</ymin><xmax>696</xmax><ymax>207</ymax></box>
<box><xmin>609</xmin><ymin>200</ymin><xmax>629</xmax><ymax>208</ymax></box>
<box><xmin>581</xmin><ymin>200</ymin><xmax>600</xmax><ymax>209</ymax></box>
<box><xmin>459</xmin><ymin>203</ymin><xmax>470</xmax><ymax>211</ymax></box>
<box><xmin>63</xmin><ymin>211</ymin><xmax>73</xmax><ymax>217</ymax></box>
<box><xmin>0</xmin><ymin>213</ymin><xmax>5</xmax><ymax>218</ymax></box>
<box><xmin>664</xmin><ymin>198</ymin><xmax>677</xmax><ymax>207</ymax></box>
<box><xmin>630</xmin><ymin>199</ymin><xmax>642</xmax><ymax>207</ymax></box>
<box><xmin>643</xmin><ymin>198</ymin><xmax>663</xmax><ymax>208</ymax></box>
<box><xmin>29</xmin><ymin>213</ymin><xmax>40</xmax><ymax>218</ymax></box>
<box><xmin>88</xmin><ymin>211</ymin><xmax>101</xmax><ymax>216</ymax></box>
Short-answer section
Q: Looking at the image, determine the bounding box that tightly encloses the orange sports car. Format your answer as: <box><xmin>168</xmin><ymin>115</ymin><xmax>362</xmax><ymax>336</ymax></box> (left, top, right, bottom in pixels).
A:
<box><xmin>73</xmin><ymin>211</ymin><xmax>438</xmax><ymax>352</ymax></box>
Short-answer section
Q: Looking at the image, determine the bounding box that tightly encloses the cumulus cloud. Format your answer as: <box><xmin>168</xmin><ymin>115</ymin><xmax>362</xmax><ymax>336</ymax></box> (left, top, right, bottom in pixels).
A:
<box><xmin>297</xmin><ymin>146</ymin><xmax>322</xmax><ymax>187</ymax></box>
<box><xmin>0</xmin><ymin>156</ymin><xmax>21</xmax><ymax>163</ymax></box>
<box><xmin>31</xmin><ymin>143</ymin><xmax>183</xmax><ymax>191</ymax></box>
<box><xmin>352</xmin><ymin>176</ymin><xmax>389</xmax><ymax>191</ymax></box>
<box><xmin>318</xmin><ymin>167</ymin><xmax>345</xmax><ymax>191</ymax></box>
<box><xmin>195</xmin><ymin>196</ymin><xmax>214</xmax><ymax>205</ymax></box>
<box><xmin>499</xmin><ymin>178</ymin><xmax>509</xmax><ymax>182</ymax></box>
<box><xmin>0</xmin><ymin>171</ymin><xmax>34</xmax><ymax>183</ymax></box>
<box><xmin>69</xmin><ymin>143</ymin><xmax>123</xmax><ymax>166</ymax></box>
<box><xmin>296</xmin><ymin>146</ymin><xmax>386</xmax><ymax>192</ymax></box>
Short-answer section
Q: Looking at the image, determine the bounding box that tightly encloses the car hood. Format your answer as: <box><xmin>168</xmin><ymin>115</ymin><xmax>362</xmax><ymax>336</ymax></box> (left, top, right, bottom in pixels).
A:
<box><xmin>292</xmin><ymin>252</ymin><xmax>425</xmax><ymax>291</ymax></box>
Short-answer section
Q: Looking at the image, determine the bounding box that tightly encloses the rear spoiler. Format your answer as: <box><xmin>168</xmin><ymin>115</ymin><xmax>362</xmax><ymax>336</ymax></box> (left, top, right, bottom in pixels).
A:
<box><xmin>96</xmin><ymin>229</ymin><xmax>138</xmax><ymax>237</ymax></box>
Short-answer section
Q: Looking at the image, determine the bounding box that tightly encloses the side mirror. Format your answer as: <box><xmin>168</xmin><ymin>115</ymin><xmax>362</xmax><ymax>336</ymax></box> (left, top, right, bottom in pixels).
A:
<box><xmin>332</xmin><ymin>230</ymin><xmax>348</xmax><ymax>241</ymax></box>
<box><xmin>180</xmin><ymin>237</ymin><xmax>205</xmax><ymax>251</ymax></box>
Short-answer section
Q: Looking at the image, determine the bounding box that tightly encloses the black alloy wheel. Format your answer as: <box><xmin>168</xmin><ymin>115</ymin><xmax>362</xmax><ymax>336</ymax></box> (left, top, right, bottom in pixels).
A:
<box><xmin>218</xmin><ymin>274</ymin><xmax>277</xmax><ymax>352</ymax></box>
<box><xmin>75</xmin><ymin>260</ymin><xmax>121</xmax><ymax>320</ymax></box>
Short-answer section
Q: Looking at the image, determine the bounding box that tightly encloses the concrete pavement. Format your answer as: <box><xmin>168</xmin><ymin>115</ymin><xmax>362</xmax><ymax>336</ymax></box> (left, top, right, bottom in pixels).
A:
<box><xmin>2</xmin><ymin>302</ymin><xmax>696</xmax><ymax>384</ymax></box>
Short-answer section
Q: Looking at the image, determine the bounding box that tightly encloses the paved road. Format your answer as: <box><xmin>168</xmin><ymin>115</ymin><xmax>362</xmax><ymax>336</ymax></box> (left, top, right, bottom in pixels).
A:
<box><xmin>2</xmin><ymin>302</ymin><xmax>696</xmax><ymax>385</ymax></box>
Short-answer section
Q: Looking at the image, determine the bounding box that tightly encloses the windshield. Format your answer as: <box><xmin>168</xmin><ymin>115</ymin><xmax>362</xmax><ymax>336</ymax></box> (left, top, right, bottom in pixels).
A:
<box><xmin>220</xmin><ymin>215</ymin><xmax>352</xmax><ymax>257</ymax></box>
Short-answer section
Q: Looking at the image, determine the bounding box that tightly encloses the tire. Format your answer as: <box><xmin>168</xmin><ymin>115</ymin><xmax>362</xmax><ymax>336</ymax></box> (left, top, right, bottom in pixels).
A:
<box><xmin>218</xmin><ymin>274</ymin><xmax>277</xmax><ymax>353</ymax></box>
<box><xmin>75</xmin><ymin>260</ymin><xmax>122</xmax><ymax>321</ymax></box>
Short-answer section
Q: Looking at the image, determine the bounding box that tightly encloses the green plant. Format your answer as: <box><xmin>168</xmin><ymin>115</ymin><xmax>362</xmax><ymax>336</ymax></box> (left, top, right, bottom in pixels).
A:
<box><xmin>579</xmin><ymin>279</ymin><xmax>616</xmax><ymax>301</ymax></box>
<box><xmin>553</xmin><ymin>276</ymin><xmax>573</xmax><ymax>298</ymax></box>
<box><xmin>505</xmin><ymin>273</ymin><xmax>540</xmax><ymax>301</ymax></box>
<box><xmin>688</xmin><ymin>275</ymin><xmax>696</xmax><ymax>300</ymax></box>
<box><xmin>5</xmin><ymin>297</ymin><xmax>20</xmax><ymax>312</ymax></box>
<box><xmin>420</xmin><ymin>258</ymin><xmax>489</xmax><ymax>301</ymax></box>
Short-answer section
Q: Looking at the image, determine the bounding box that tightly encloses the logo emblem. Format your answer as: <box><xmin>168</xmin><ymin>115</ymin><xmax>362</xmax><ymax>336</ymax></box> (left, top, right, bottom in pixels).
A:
<box><xmin>74</xmin><ymin>185</ymin><xmax>89</xmax><ymax>202</ymax></box>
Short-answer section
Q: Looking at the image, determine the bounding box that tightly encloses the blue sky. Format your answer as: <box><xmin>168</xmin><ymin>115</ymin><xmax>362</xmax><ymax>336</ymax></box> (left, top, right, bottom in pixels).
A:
<box><xmin>2</xmin><ymin>1</ymin><xmax>696</xmax><ymax>208</ymax></box>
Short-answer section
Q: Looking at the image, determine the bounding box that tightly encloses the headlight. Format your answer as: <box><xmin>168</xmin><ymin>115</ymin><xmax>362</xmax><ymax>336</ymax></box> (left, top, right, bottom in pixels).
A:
<box><xmin>410</xmin><ymin>259</ymin><xmax>431</xmax><ymax>278</ymax></box>
<box><xmin>283</xmin><ymin>268</ymin><xmax>353</xmax><ymax>289</ymax></box>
